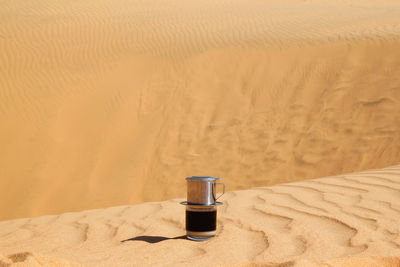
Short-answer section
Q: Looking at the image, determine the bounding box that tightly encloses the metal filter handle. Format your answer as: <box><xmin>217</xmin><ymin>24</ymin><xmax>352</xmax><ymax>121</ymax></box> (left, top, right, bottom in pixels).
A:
<box><xmin>213</xmin><ymin>182</ymin><xmax>225</xmax><ymax>201</ymax></box>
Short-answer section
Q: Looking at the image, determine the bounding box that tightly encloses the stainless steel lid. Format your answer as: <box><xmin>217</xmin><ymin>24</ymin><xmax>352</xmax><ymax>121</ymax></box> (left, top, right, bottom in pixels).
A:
<box><xmin>186</xmin><ymin>176</ymin><xmax>221</xmax><ymax>181</ymax></box>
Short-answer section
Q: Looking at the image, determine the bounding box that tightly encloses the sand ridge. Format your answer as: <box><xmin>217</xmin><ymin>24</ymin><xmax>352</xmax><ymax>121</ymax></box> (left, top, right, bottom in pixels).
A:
<box><xmin>1</xmin><ymin>0</ymin><xmax>400</xmax><ymax>221</ymax></box>
<box><xmin>1</xmin><ymin>166</ymin><xmax>400</xmax><ymax>266</ymax></box>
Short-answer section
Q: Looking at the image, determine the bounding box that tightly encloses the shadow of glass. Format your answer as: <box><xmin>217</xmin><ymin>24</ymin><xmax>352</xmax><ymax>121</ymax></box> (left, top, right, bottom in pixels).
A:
<box><xmin>121</xmin><ymin>235</ymin><xmax>187</xmax><ymax>244</ymax></box>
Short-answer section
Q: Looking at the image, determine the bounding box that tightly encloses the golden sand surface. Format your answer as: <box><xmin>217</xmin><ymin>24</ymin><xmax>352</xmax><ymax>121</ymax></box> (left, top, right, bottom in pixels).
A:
<box><xmin>1</xmin><ymin>0</ymin><xmax>400</xmax><ymax>220</ymax></box>
<box><xmin>0</xmin><ymin>166</ymin><xmax>399</xmax><ymax>266</ymax></box>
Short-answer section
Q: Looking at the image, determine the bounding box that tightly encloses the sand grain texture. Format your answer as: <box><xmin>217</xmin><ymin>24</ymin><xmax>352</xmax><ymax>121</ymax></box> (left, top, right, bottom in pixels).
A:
<box><xmin>1</xmin><ymin>0</ymin><xmax>400</xmax><ymax>220</ymax></box>
<box><xmin>1</xmin><ymin>166</ymin><xmax>400</xmax><ymax>266</ymax></box>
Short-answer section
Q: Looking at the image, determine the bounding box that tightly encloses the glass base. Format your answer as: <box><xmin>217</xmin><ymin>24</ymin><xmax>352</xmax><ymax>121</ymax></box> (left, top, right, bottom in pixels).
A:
<box><xmin>186</xmin><ymin>230</ymin><xmax>216</xmax><ymax>241</ymax></box>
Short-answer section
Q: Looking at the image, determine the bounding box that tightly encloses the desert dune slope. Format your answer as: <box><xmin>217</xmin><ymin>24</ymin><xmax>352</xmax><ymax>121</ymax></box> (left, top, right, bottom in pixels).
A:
<box><xmin>1</xmin><ymin>0</ymin><xmax>400</xmax><ymax>221</ymax></box>
<box><xmin>1</xmin><ymin>165</ymin><xmax>400</xmax><ymax>266</ymax></box>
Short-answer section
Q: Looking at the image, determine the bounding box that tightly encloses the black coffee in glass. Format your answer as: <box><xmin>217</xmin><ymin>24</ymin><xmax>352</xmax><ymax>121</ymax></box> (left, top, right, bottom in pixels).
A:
<box><xmin>186</xmin><ymin>209</ymin><xmax>216</xmax><ymax>232</ymax></box>
<box><xmin>185</xmin><ymin>206</ymin><xmax>217</xmax><ymax>241</ymax></box>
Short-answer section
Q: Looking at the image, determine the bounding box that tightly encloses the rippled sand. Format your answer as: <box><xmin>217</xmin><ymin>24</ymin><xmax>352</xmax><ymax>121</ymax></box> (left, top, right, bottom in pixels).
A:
<box><xmin>0</xmin><ymin>166</ymin><xmax>400</xmax><ymax>266</ymax></box>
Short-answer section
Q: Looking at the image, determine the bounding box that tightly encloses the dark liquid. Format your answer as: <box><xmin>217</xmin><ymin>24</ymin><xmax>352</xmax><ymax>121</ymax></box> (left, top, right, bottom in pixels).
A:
<box><xmin>186</xmin><ymin>210</ymin><xmax>217</xmax><ymax>232</ymax></box>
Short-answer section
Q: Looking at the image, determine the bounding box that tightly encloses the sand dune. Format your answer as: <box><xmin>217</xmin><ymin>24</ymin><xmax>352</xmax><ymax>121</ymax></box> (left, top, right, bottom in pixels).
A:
<box><xmin>1</xmin><ymin>0</ymin><xmax>400</xmax><ymax>221</ymax></box>
<box><xmin>0</xmin><ymin>166</ymin><xmax>400</xmax><ymax>266</ymax></box>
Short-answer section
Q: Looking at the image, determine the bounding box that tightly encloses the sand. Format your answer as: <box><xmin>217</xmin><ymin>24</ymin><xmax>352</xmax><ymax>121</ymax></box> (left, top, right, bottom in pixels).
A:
<box><xmin>1</xmin><ymin>0</ymin><xmax>400</xmax><ymax>221</ymax></box>
<box><xmin>0</xmin><ymin>165</ymin><xmax>399</xmax><ymax>266</ymax></box>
